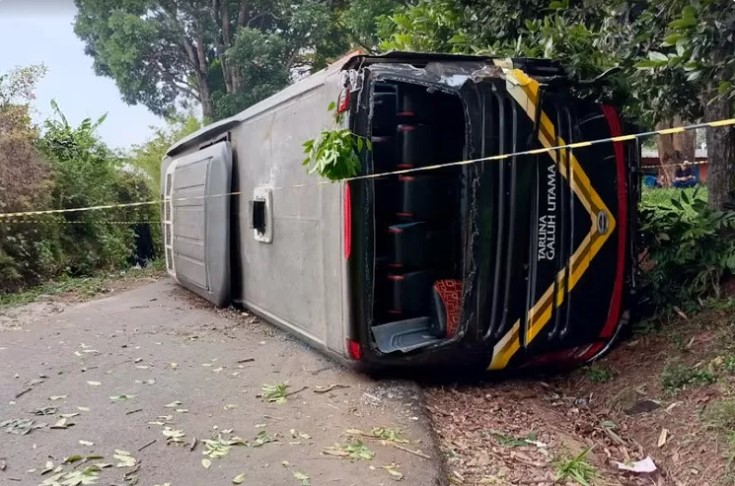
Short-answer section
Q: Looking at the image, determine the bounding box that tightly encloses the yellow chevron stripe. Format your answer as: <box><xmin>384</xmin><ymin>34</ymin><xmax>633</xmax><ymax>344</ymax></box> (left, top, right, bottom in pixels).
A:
<box><xmin>489</xmin><ymin>69</ymin><xmax>617</xmax><ymax>370</ymax></box>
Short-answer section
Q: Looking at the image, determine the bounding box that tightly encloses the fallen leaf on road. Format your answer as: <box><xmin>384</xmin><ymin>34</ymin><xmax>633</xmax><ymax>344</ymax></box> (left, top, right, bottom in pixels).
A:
<box><xmin>382</xmin><ymin>463</ymin><xmax>404</xmax><ymax>481</ymax></box>
<box><xmin>1</xmin><ymin>418</ymin><xmax>48</xmax><ymax>435</ymax></box>
<box><xmin>87</xmin><ymin>381</ymin><xmax>101</xmax><ymax>387</ymax></box>
<box><xmin>323</xmin><ymin>439</ymin><xmax>375</xmax><ymax>461</ymax></box>
<box><xmin>169</xmin><ymin>363</ymin><xmax>178</xmax><ymax>369</ymax></box>
<box><xmin>114</xmin><ymin>450</ymin><xmax>137</xmax><ymax>468</ymax></box>
<box><xmin>63</xmin><ymin>455</ymin><xmax>84</xmax><ymax>464</ymax></box>
<box><xmin>77</xmin><ymin>407</ymin><xmax>91</xmax><ymax>412</ymax></box>
<box><xmin>232</xmin><ymin>473</ymin><xmax>246</xmax><ymax>484</ymax></box>
<box><xmin>252</xmin><ymin>430</ymin><xmax>273</xmax><ymax>447</ymax></box>
<box><xmin>79</xmin><ymin>440</ymin><xmax>94</xmax><ymax>446</ymax></box>
<box><xmin>224</xmin><ymin>404</ymin><xmax>238</xmax><ymax>410</ymax></box>
<box><xmin>282</xmin><ymin>460</ymin><xmax>290</xmax><ymax>467</ymax></box>
<box><xmin>49</xmin><ymin>395</ymin><xmax>67</xmax><ymax>401</ymax></box>
<box><xmin>175</xmin><ymin>409</ymin><xmax>188</xmax><ymax>413</ymax></box>
<box><xmin>202</xmin><ymin>458</ymin><xmax>211</xmax><ymax>469</ymax></box>
<box><xmin>51</xmin><ymin>418</ymin><xmax>73</xmax><ymax>429</ymax></box>
<box><xmin>164</xmin><ymin>401</ymin><xmax>182</xmax><ymax>408</ymax></box>
<box><xmin>60</xmin><ymin>413</ymin><xmax>80</xmax><ymax>419</ymax></box>
<box><xmin>658</xmin><ymin>428</ymin><xmax>669</xmax><ymax>448</ymax></box>
<box><xmin>261</xmin><ymin>383</ymin><xmax>289</xmax><ymax>404</ymax></box>
<box><xmin>32</xmin><ymin>406</ymin><xmax>57</xmax><ymax>416</ymax></box>
<box><xmin>162</xmin><ymin>427</ymin><xmax>186</xmax><ymax>445</ymax></box>
<box><xmin>293</xmin><ymin>471</ymin><xmax>310</xmax><ymax>486</ymax></box>
<box><xmin>110</xmin><ymin>395</ymin><xmax>135</xmax><ymax>402</ymax></box>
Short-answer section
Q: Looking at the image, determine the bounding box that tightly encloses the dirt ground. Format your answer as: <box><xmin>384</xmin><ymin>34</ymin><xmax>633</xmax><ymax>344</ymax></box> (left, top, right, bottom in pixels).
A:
<box><xmin>0</xmin><ymin>279</ymin><xmax>442</xmax><ymax>486</ymax></box>
<box><xmin>426</xmin><ymin>303</ymin><xmax>735</xmax><ymax>486</ymax></box>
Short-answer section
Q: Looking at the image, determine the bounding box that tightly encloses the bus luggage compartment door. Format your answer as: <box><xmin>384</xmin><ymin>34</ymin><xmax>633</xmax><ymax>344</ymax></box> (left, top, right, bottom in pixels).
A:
<box><xmin>166</xmin><ymin>141</ymin><xmax>232</xmax><ymax>307</ymax></box>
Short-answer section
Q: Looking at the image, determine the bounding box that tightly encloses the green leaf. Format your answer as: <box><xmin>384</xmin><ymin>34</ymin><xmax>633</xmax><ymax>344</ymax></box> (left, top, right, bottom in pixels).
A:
<box><xmin>327</xmin><ymin>101</ymin><xmax>336</xmax><ymax>112</ymax></box>
<box><xmin>662</xmin><ymin>34</ymin><xmax>682</xmax><ymax>46</ymax></box>
<box><xmin>356</xmin><ymin>137</ymin><xmax>364</xmax><ymax>152</ymax></box>
<box><xmin>232</xmin><ymin>473</ymin><xmax>246</xmax><ymax>484</ymax></box>
<box><xmin>686</xmin><ymin>70</ymin><xmax>702</xmax><ymax>82</ymax></box>
<box><xmin>648</xmin><ymin>51</ymin><xmax>668</xmax><ymax>62</ymax></box>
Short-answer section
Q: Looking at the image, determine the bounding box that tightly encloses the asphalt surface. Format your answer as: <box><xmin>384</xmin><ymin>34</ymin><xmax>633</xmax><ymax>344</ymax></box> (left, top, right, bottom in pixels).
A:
<box><xmin>0</xmin><ymin>279</ymin><xmax>442</xmax><ymax>485</ymax></box>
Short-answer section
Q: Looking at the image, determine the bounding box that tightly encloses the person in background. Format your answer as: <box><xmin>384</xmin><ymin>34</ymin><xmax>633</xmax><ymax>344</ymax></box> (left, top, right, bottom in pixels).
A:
<box><xmin>673</xmin><ymin>160</ymin><xmax>697</xmax><ymax>188</ymax></box>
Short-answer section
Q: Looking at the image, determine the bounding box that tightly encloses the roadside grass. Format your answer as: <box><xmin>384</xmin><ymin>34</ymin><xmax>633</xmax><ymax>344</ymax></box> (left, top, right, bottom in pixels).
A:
<box><xmin>704</xmin><ymin>400</ymin><xmax>735</xmax><ymax>479</ymax></box>
<box><xmin>586</xmin><ymin>363</ymin><xmax>615</xmax><ymax>384</ymax></box>
<box><xmin>660</xmin><ymin>362</ymin><xmax>717</xmax><ymax>393</ymax></box>
<box><xmin>0</xmin><ymin>260</ymin><xmax>165</xmax><ymax>308</ymax></box>
<box><xmin>641</xmin><ymin>186</ymin><xmax>707</xmax><ymax>209</ymax></box>
<box><xmin>554</xmin><ymin>448</ymin><xmax>596</xmax><ymax>486</ymax></box>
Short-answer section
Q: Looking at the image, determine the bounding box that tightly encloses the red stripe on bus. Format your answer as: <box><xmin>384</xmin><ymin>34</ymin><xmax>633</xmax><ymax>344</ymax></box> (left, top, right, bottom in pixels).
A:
<box><xmin>600</xmin><ymin>105</ymin><xmax>628</xmax><ymax>338</ymax></box>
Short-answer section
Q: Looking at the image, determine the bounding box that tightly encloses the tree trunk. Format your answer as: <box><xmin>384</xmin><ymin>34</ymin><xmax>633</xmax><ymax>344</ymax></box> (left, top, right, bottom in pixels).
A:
<box><xmin>704</xmin><ymin>92</ymin><xmax>735</xmax><ymax>210</ymax></box>
<box><xmin>673</xmin><ymin>120</ymin><xmax>696</xmax><ymax>163</ymax></box>
<box><xmin>197</xmin><ymin>74</ymin><xmax>214</xmax><ymax>120</ymax></box>
<box><xmin>216</xmin><ymin>0</ymin><xmax>234</xmax><ymax>93</ymax></box>
<box><xmin>655</xmin><ymin>119</ymin><xmax>677</xmax><ymax>186</ymax></box>
<box><xmin>192</xmin><ymin>27</ymin><xmax>214</xmax><ymax>121</ymax></box>
<box><xmin>655</xmin><ymin>115</ymin><xmax>696</xmax><ymax>186</ymax></box>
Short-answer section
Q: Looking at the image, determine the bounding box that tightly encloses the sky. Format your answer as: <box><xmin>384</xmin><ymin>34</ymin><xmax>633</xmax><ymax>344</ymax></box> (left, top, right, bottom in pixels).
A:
<box><xmin>0</xmin><ymin>0</ymin><xmax>164</xmax><ymax>149</ymax></box>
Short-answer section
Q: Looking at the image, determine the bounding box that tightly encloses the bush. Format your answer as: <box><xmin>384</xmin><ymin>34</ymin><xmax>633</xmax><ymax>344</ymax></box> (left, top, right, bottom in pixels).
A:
<box><xmin>639</xmin><ymin>187</ymin><xmax>735</xmax><ymax>313</ymax></box>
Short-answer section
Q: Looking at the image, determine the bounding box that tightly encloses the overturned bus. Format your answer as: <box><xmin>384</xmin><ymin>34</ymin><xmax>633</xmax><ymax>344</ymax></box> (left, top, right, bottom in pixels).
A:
<box><xmin>161</xmin><ymin>52</ymin><xmax>639</xmax><ymax>371</ymax></box>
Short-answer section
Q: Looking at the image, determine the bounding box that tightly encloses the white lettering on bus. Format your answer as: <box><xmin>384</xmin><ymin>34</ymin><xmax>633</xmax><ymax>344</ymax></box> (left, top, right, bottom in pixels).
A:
<box><xmin>538</xmin><ymin>164</ymin><xmax>557</xmax><ymax>261</ymax></box>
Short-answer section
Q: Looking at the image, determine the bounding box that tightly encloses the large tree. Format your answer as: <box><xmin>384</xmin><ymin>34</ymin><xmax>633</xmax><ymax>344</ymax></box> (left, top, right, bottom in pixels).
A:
<box><xmin>74</xmin><ymin>0</ymin><xmax>398</xmax><ymax>121</ymax></box>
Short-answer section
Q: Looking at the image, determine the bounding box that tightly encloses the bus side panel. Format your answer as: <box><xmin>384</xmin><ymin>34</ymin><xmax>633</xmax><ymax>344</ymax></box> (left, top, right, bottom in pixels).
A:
<box><xmin>232</xmin><ymin>72</ymin><xmax>347</xmax><ymax>356</ymax></box>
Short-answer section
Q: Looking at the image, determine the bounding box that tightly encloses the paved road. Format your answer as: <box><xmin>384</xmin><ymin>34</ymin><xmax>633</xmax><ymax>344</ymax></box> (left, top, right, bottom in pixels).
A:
<box><xmin>0</xmin><ymin>280</ymin><xmax>442</xmax><ymax>485</ymax></box>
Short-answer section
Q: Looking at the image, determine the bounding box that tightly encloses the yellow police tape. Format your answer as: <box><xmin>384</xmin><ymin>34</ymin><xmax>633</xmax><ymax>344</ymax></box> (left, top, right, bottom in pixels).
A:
<box><xmin>0</xmin><ymin>117</ymin><xmax>733</xmax><ymax>221</ymax></box>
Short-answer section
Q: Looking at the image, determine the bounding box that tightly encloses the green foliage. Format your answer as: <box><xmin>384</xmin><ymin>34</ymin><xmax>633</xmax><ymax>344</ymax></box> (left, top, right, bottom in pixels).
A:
<box><xmin>302</xmin><ymin>129</ymin><xmax>366</xmax><ymax>181</ymax></box>
<box><xmin>74</xmin><ymin>0</ymin><xmax>186</xmax><ymax>117</ymax></box>
<box><xmin>639</xmin><ymin>0</ymin><xmax>735</xmax><ymax>104</ymax></box>
<box><xmin>74</xmin><ymin>0</ymin><xmax>378</xmax><ymax>121</ymax></box>
<box><xmin>492</xmin><ymin>431</ymin><xmax>540</xmax><ymax>447</ymax></box>
<box><xmin>1</xmin><ymin>67</ymin><xmax>159</xmax><ymax>296</ymax></box>
<box><xmin>302</xmin><ymin>102</ymin><xmax>370</xmax><ymax>181</ymax></box>
<box><xmin>213</xmin><ymin>28</ymin><xmax>291</xmax><ymax>119</ymax></box>
<box><xmin>261</xmin><ymin>383</ymin><xmax>289</xmax><ymax>404</ymax></box>
<box><xmin>128</xmin><ymin>114</ymin><xmax>202</xmax><ymax>197</ymax></box>
<box><xmin>340</xmin><ymin>0</ymin><xmax>400</xmax><ymax>50</ymax></box>
<box><xmin>554</xmin><ymin>448</ymin><xmax>596</xmax><ymax>486</ymax></box>
<box><xmin>38</xmin><ymin>101</ymin><xmax>150</xmax><ymax>275</ymax></box>
<box><xmin>586</xmin><ymin>364</ymin><xmax>615</xmax><ymax>383</ymax></box>
<box><xmin>378</xmin><ymin>0</ymin><xmax>464</xmax><ymax>53</ymax></box>
<box><xmin>639</xmin><ymin>188</ymin><xmax>735</xmax><ymax>313</ymax></box>
<box><xmin>661</xmin><ymin>362</ymin><xmax>717</xmax><ymax>392</ymax></box>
